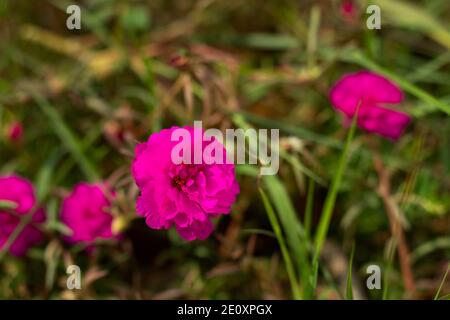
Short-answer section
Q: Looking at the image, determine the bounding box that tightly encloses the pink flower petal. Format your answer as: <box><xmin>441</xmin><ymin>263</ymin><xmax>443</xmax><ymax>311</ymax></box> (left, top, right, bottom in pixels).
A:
<box><xmin>0</xmin><ymin>175</ymin><xmax>45</xmax><ymax>257</ymax></box>
<box><xmin>330</xmin><ymin>70</ymin><xmax>410</xmax><ymax>140</ymax></box>
<box><xmin>131</xmin><ymin>126</ymin><xmax>239</xmax><ymax>241</ymax></box>
<box><xmin>330</xmin><ymin>71</ymin><xmax>403</xmax><ymax>116</ymax></box>
<box><xmin>61</xmin><ymin>183</ymin><xmax>118</xmax><ymax>246</ymax></box>
<box><xmin>357</xmin><ymin>104</ymin><xmax>411</xmax><ymax>140</ymax></box>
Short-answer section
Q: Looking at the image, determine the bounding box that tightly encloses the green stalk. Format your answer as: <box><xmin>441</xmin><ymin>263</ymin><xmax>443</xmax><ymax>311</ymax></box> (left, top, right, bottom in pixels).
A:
<box><xmin>0</xmin><ymin>211</ymin><xmax>34</xmax><ymax>261</ymax></box>
<box><xmin>259</xmin><ymin>188</ymin><xmax>302</xmax><ymax>299</ymax></box>
<box><xmin>434</xmin><ymin>263</ymin><xmax>450</xmax><ymax>300</ymax></box>
<box><xmin>304</xmin><ymin>178</ymin><xmax>315</xmax><ymax>242</ymax></box>
<box><xmin>382</xmin><ymin>238</ymin><xmax>397</xmax><ymax>300</ymax></box>
<box><xmin>313</xmin><ymin>104</ymin><xmax>359</xmax><ymax>262</ymax></box>
<box><xmin>32</xmin><ymin>92</ymin><xmax>100</xmax><ymax>182</ymax></box>
<box><xmin>345</xmin><ymin>244</ymin><xmax>356</xmax><ymax>300</ymax></box>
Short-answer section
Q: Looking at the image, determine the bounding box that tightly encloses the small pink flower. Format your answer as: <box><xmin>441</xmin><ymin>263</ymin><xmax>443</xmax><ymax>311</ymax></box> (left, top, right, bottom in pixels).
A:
<box><xmin>7</xmin><ymin>121</ymin><xmax>23</xmax><ymax>142</ymax></box>
<box><xmin>341</xmin><ymin>0</ymin><xmax>357</xmax><ymax>22</ymax></box>
<box><xmin>61</xmin><ymin>183</ymin><xmax>117</xmax><ymax>246</ymax></box>
<box><xmin>132</xmin><ymin>126</ymin><xmax>239</xmax><ymax>241</ymax></box>
<box><xmin>0</xmin><ymin>175</ymin><xmax>46</xmax><ymax>257</ymax></box>
<box><xmin>330</xmin><ymin>71</ymin><xmax>411</xmax><ymax>140</ymax></box>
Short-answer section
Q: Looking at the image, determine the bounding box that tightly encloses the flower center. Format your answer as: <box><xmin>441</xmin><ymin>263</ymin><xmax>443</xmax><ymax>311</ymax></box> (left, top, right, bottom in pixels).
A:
<box><xmin>171</xmin><ymin>176</ymin><xmax>186</xmax><ymax>190</ymax></box>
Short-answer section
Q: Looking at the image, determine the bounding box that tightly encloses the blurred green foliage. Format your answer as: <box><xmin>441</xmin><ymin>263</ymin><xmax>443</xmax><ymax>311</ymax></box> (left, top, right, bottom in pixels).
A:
<box><xmin>0</xmin><ymin>0</ymin><xmax>449</xmax><ymax>300</ymax></box>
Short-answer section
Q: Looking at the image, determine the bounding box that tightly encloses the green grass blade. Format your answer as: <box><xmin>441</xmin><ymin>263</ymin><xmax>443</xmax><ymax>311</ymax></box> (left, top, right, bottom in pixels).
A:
<box><xmin>0</xmin><ymin>104</ymin><xmax>4</xmax><ymax>130</ymax></box>
<box><xmin>35</xmin><ymin>150</ymin><xmax>62</xmax><ymax>202</ymax></box>
<box><xmin>310</xmin><ymin>257</ymin><xmax>319</xmax><ymax>298</ymax></box>
<box><xmin>235</xmin><ymin>164</ymin><xmax>260</xmax><ymax>177</ymax></box>
<box><xmin>232</xmin><ymin>111</ymin><xmax>313</xmax><ymax>298</ymax></box>
<box><xmin>239</xmin><ymin>33</ymin><xmax>299</xmax><ymax>50</ymax></box>
<box><xmin>342</xmin><ymin>50</ymin><xmax>450</xmax><ymax>115</ymax></box>
<box><xmin>345</xmin><ymin>244</ymin><xmax>355</xmax><ymax>300</ymax></box>
<box><xmin>263</xmin><ymin>175</ymin><xmax>312</xmax><ymax>298</ymax></box>
<box><xmin>259</xmin><ymin>188</ymin><xmax>302</xmax><ymax>299</ymax></box>
<box><xmin>411</xmin><ymin>237</ymin><xmax>450</xmax><ymax>263</ymax></box>
<box><xmin>0</xmin><ymin>200</ymin><xmax>16</xmax><ymax>210</ymax></box>
<box><xmin>382</xmin><ymin>238</ymin><xmax>397</xmax><ymax>300</ymax></box>
<box><xmin>304</xmin><ymin>178</ymin><xmax>315</xmax><ymax>242</ymax></box>
<box><xmin>31</xmin><ymin>92</ymin><xmax>100</xmax><ymax>181</ymax></box>
<box><xmin>241</xmin><ymin>228</ymin><xmax>276</xmax><ymax>238</ymax></box>
<box><xmin>313</xmin><ymin>104</ymin><xmax>359</xmax><ymax>261</ymax></box>
<box><xmin>371</xmin><ymin>0</ymin><xmax>450</xmax><ymax>50</ymax></box>
<box><xmin>434</xmin><ymin>263</ymin><xmax>450</xmax><ymax>300</ymax></box>
<box><xmin>407</xmin><ymin>52</ymin><xmax>450</xmax><ymax>82</ymax></box>
<box><xmin>0</xmin><ymin>211</ymin><xmax>34</xmax><ymax>261</ymax></box>
<box><xmin>237</xmin><ymin>111</ymin><xmax>342</xmax><ymax>149</ymax></box>
<box><xmin>283</xmin><ymin>152</ymin><xmax>326</xmax><ymax>186</ymax></box>
<box><xmin>307</xmin><ymin>6</ymin><xmax>320</xmax><ymax>68</ymax></box>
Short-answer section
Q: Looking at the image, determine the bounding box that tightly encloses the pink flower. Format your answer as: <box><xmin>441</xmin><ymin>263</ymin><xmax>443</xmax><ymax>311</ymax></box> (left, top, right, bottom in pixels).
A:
<box><xmin>7</xmin><ymin>121</ymin><xmax>23</xmax><ymax>142</ymax></box>
<box><xmin>132</xmin><ymin>126</ymin><xmax>239</xmax><ymax>241</ymax></box>
<box><xmin>330</xmin><ymin>71</ymin><xmax>411</xmax><ymax>140</ymax></box>
<box><xmin>0</xmin><ymin>175</ymin><xmax>45</xmax><ymax>257</ymax></box>
<box><xmin>341</xmin><ymin>0</ymin><xmax>357</xmax><ymax>22</ymax></box>
<box><xmin>61</xmin><ymin>183</ymin><xmax>117</xmax><ymax>246</ymax></box>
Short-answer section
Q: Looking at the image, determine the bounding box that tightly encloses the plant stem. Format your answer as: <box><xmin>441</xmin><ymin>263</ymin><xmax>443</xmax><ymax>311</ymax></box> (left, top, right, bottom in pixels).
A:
<box><xmin>259</xmin><ymin>188</ymin><xmax>302</xmax><ymax>299</ymax></box>
<box><xmin>313</xmin><ymin>103</ymin><xmax>359</xmax><ymax>262</ymax></box>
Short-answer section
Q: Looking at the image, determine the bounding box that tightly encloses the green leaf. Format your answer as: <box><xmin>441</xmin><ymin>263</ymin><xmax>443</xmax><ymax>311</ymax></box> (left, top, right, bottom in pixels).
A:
<box><xmin>0</xmin><ymin>200</ymin><xmax>17</xmax><ymax>210</ymax></box>
<box><xmin>240</xmin><ymin>33</ymin><xmax>299</xmax><ymax>50</ymax></box>
<box><xmin>370</xmin><ymin>0</ymin><xmax>450</xmax><ymax>50</ymax></box>
<box><xmin>241</xmin><ymin>228</ymin><xmax>276</xmax><ymax>238</ymax></box>
<box><xmin>411</xmin><ymin>237</ymin><xmax>450</xmax><ymax>263</ymax></box>
<box><xmin>263</xmin><ymin>175</ymin><xmax>312</xmax><ymax>298</ymax></box>
<box><xmin>121</xmin><ymin>6</ymin><xmax>151</xmax><ymax>32</ymax></box>
<box><xmin>236</xmin><ymin>164</ymin><xmax>260</xmax><ymax>177</ymax></box>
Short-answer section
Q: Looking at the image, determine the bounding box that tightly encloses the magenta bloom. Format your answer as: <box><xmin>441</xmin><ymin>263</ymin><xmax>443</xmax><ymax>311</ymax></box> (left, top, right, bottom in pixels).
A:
<box><xmin>0</xmin><ymin>175</ymin><xmax>45</xmax><ymax>256</ymax></box>
<box><xmin>132</xmin><ymin>126</ymin><xmax>239</xmax><ymax>241</ymax></box>
<box><xmin>61</xmin><ymin>183</ymin><xmax>117</xmax><ymax>245</ymax></box>
<box><xmin>341</xmin><ymin>0</ymin><xmax>357</xmax><ymax>22</ymax></box>
<box><xmin>7</xmin><ymin>121</ymin><xmax>24</xmax><ymax>142</ymax></box>
<box><xmin>330</xmin><ymin>71</ymin><xmax>411</xmax><ymax>140</ymax></box>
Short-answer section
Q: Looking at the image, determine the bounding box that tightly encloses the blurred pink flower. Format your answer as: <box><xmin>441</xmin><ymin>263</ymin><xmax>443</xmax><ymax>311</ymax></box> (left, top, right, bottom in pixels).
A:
<box><xmin>61</xmin><ymin>183</ymin><xmax>117</xmax><ymax>246</ymax></box>
<box><xmin>0</xmin><ymin>175</ymin><xmax>45</xmax><ymax>256</ymax></box>
<box><xmin>7</xmin><ymin>121</ymin><xmax>23</xmax><ymax>142</ymax></box>
<box><xmin>330</xmin><ymin>71</ymin><xmax>411</xmax><ymax>140</ymax></box>
<box><xmin>132</xmin><ymin>126</ymin><xmax>239</xmax><ymax>241</ymax></box>
<box><xmin>341</xmin><ymin>0</ymin><xmax>357</xmax><ymax>22</ymax></box>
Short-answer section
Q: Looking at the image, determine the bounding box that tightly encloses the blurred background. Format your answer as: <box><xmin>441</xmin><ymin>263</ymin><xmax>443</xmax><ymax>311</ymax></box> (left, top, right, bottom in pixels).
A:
<box><xmin>0</xmin><ymin>0</ymin><xmax>449</xmax><ymax>299</ymax></box>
